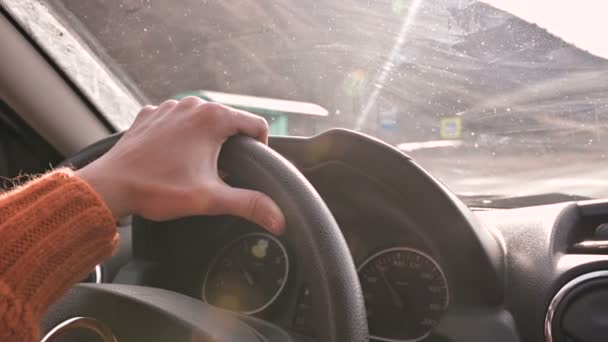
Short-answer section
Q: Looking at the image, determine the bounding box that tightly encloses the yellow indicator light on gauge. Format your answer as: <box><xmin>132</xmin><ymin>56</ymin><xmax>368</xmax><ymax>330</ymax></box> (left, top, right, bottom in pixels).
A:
<box><xmin>251</xmin><ymin>239</ymin><xmax>269</xmax><ymax>259</ymax></box>
<box><xmin>218</xmin><ymin>295</ymin><xmax>240</xmax><ymax>311</ymax></box>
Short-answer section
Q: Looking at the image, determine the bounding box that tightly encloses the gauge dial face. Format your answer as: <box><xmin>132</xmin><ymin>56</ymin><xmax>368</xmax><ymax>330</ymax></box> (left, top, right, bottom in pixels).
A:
<box><xmin>358</xmin><ymin>248</ymin><xmax>449</xmax><ymax>342</ymax></box>
<box><xmin>202</xmin><ymin>233</ymin><xmax>289</xmax><ymax>314</ymax></box>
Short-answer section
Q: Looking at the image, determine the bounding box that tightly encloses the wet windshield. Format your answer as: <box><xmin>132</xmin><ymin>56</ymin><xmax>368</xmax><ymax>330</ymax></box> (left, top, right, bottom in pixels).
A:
<box><xmin>15</xmin><ymin>0</ymin><xmax>608</xmax><ymax>200</ymax></box>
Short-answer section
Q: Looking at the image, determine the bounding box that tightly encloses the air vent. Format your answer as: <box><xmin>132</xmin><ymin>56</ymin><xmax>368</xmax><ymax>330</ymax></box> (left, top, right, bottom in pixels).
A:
<box><xmin>572</xmin><ymin>240</ymin><xmax>608</xmax><ymax>253</ymax></box>
<box><xmin>545</xmin><ymin>271</ymin><xmax>608</xmax><ymax>342</ymax></box>
<box><xmin>571</xmin><ymin>223</ymin><xmax>608</xmax><ymax>254</ymax></box>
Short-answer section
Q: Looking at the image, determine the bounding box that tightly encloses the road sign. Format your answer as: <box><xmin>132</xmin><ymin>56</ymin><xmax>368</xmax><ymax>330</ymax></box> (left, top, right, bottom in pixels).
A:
<box><xmin>440</xmin><ymin>116</ymin><xmax>462</xmax><ymax>139</ymax></box>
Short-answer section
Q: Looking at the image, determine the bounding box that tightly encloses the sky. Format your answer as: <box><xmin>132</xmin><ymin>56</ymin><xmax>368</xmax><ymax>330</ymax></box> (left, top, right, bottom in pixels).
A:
<box><xmin>482</xmin><ymin>0</ymin><xmax>608</xmax><ymax>59</ymax></box>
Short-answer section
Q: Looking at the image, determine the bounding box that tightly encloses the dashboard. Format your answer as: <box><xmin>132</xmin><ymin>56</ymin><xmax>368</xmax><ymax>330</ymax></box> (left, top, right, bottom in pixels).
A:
<box><xmin>125</xmin><ymin>187</ymin><xmax>452</xmax><ymax>342</ymax></box>
<box><xmin>194</xmin><ymin>225</ymin><xmax>449</xmax><ymax>342</ymax></box>
<box><xmin>104</xmin><ymin>130</ymin><xmax>608</xmax><ymax>342</ymax></box>
<box><xmin>190</xmin><ymin>216</ymin><xmax>448</xmax><ymax>342</ymax></box>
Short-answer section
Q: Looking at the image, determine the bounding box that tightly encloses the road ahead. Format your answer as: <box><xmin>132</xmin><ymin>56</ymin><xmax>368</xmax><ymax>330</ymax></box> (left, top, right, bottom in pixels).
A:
<box><xmin>413</xmin><ymin>150</ymin><xmax>608</xmax><ymax>199</ymax></box>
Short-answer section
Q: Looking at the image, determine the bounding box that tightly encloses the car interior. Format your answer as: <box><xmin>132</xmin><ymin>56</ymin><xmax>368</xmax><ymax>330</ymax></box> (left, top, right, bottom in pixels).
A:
<box><xmin>2</xmin><ymin>1</ymin><xmax>608</xmax><ymax>342</ymax></box>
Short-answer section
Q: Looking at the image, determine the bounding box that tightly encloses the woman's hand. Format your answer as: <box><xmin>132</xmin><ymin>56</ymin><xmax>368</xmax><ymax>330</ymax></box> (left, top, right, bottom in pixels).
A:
<box><xmin>77</xmin><ymin>97</ymin><xmax>286</xmax><ymax>234</ymax></box>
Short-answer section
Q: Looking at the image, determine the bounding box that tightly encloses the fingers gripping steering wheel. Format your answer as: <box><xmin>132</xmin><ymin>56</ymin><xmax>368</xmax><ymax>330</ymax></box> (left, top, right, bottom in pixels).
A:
<box><xmin>42</xmin><ymin>134</ymin><xmax>369</xmax><ymax>342</ymax></box>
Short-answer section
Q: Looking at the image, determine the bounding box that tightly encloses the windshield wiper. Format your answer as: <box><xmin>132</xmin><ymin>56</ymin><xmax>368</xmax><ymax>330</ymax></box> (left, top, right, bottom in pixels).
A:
<box><xmin>460</xmin><ymin>192</ymin><xmax>592</xmax><ymax>209</ymax></box>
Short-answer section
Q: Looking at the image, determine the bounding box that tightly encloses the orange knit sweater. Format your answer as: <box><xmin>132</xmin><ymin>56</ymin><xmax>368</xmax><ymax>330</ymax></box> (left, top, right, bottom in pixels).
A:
<box><xmin>0</xmin><ymin>169</ymin><xmax>118</xmax><ymax>342</ymax></box>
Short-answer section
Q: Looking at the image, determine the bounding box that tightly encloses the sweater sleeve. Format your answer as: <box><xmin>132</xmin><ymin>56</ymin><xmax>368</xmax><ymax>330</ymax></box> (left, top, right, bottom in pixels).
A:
<box><xmin>0</xmin><ymin>169</ymin><xmax>119</xmax><ymax>342</ymax></box>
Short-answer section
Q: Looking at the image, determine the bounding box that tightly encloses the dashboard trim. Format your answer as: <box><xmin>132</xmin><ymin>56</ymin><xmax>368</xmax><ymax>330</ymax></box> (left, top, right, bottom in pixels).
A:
<box><xmin>93</xmin><ymin>264</ymin><xmax>102</xmax><ymax>284</ymax></box>
<box><xmin>572</xmin><ymin>240</ymin><xmax>608</xmax><ymax>252</ymax></box>
<box><xmin>41</xmin><ymin>316</ymin><xmax>116</xmax><ymax>342</ymax></box>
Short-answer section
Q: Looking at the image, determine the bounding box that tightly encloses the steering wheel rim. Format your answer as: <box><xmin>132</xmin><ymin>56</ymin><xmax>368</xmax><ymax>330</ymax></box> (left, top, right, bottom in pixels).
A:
<box><xmin>56</xmin><ymin>132</ymin><xmax>369</xmax><ymax>342</ymax></box>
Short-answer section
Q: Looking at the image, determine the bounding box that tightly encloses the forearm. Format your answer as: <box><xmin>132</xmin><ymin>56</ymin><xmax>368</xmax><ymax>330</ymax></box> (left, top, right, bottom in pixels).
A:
<box><xmin>0</xmin><ymin>169</ymin><xmax>118</xmax><ymax>341</ymax></box>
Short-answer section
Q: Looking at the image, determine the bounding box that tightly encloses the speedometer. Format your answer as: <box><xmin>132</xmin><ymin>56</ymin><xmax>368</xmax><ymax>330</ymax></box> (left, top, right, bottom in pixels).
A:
<box><xmin>358</xmin><ymin>248</ymin><xmax>449</xmax><ymax>342</ymax></box>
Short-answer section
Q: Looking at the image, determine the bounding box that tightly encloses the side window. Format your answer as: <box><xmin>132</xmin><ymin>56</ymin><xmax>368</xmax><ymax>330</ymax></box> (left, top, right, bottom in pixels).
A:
<box><xmin>0</xmin><ymin>100</ymin><xmax>61</xmax><ymax>189</ymax></box>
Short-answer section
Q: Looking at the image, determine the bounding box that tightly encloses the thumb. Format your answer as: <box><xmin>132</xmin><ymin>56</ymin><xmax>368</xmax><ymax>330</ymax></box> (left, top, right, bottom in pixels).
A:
<box><xmin>213</xmin><ymin>186</ymin><xmax>286</xmax><ymax>235</ymax></box>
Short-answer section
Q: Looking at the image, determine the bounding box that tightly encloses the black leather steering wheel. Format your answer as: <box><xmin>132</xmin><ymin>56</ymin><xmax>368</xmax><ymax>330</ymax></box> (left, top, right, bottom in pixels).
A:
<box><xmin>42</xmin><ymin>133</ymin><xmax>369</xmax><ymax>341</ymax></box>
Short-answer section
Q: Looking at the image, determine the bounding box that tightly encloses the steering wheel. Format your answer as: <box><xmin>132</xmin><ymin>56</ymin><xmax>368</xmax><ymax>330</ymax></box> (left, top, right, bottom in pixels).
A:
<box><xmin>41</xmin><ymin>133</ymin><xmax>369</xmax><ymax>342</ymax></box>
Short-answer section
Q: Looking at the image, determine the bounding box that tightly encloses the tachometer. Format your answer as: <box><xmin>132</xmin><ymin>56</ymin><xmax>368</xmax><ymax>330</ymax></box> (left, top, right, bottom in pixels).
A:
<box><xmin>358</xmin><ymin>247</ymin><xmax>449</xmax><ymax>342</ymax></box>
<box><xmin>202</xmin><ymin>233</ymin><xmax>289</xmax><ymax>314</ymax></box>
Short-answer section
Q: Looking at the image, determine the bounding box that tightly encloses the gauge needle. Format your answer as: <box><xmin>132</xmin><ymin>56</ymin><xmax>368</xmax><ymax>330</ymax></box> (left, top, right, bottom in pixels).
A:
<box><xmin>238</xmin><ymin>259</ymin><xmax>255</xmax><ymax>287</ymax></box>
<box><xmin>380</xmin><ymin>269</ymin><xmax>404</xmax><ymax>310</ymax></box>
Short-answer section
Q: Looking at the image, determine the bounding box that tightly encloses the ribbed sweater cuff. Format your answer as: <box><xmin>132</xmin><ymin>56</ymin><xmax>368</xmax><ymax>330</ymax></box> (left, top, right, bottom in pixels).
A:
<box><xmin>0</xmin><ymin>282</ymin><xmax>38</xmax><ymax>341</ymax></box>
<box><xmin>0</xmin><ymin>169</ymin><xmax>119</xmax><ymax>319</ymax></box>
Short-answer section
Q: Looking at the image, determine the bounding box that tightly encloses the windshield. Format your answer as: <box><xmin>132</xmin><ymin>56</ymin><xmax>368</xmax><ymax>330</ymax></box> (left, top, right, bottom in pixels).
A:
<box><xmin>11</xmin><ymin>0</ymin><xmax>608</xmax><ymax>200</ymax></box>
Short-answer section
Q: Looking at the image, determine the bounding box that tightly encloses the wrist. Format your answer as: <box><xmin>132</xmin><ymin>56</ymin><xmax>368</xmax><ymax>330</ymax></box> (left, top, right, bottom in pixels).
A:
<box><xmin>76</xmin><ymin>162</ymin><xmax>134</xmax><ymax>219</ymax></box>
